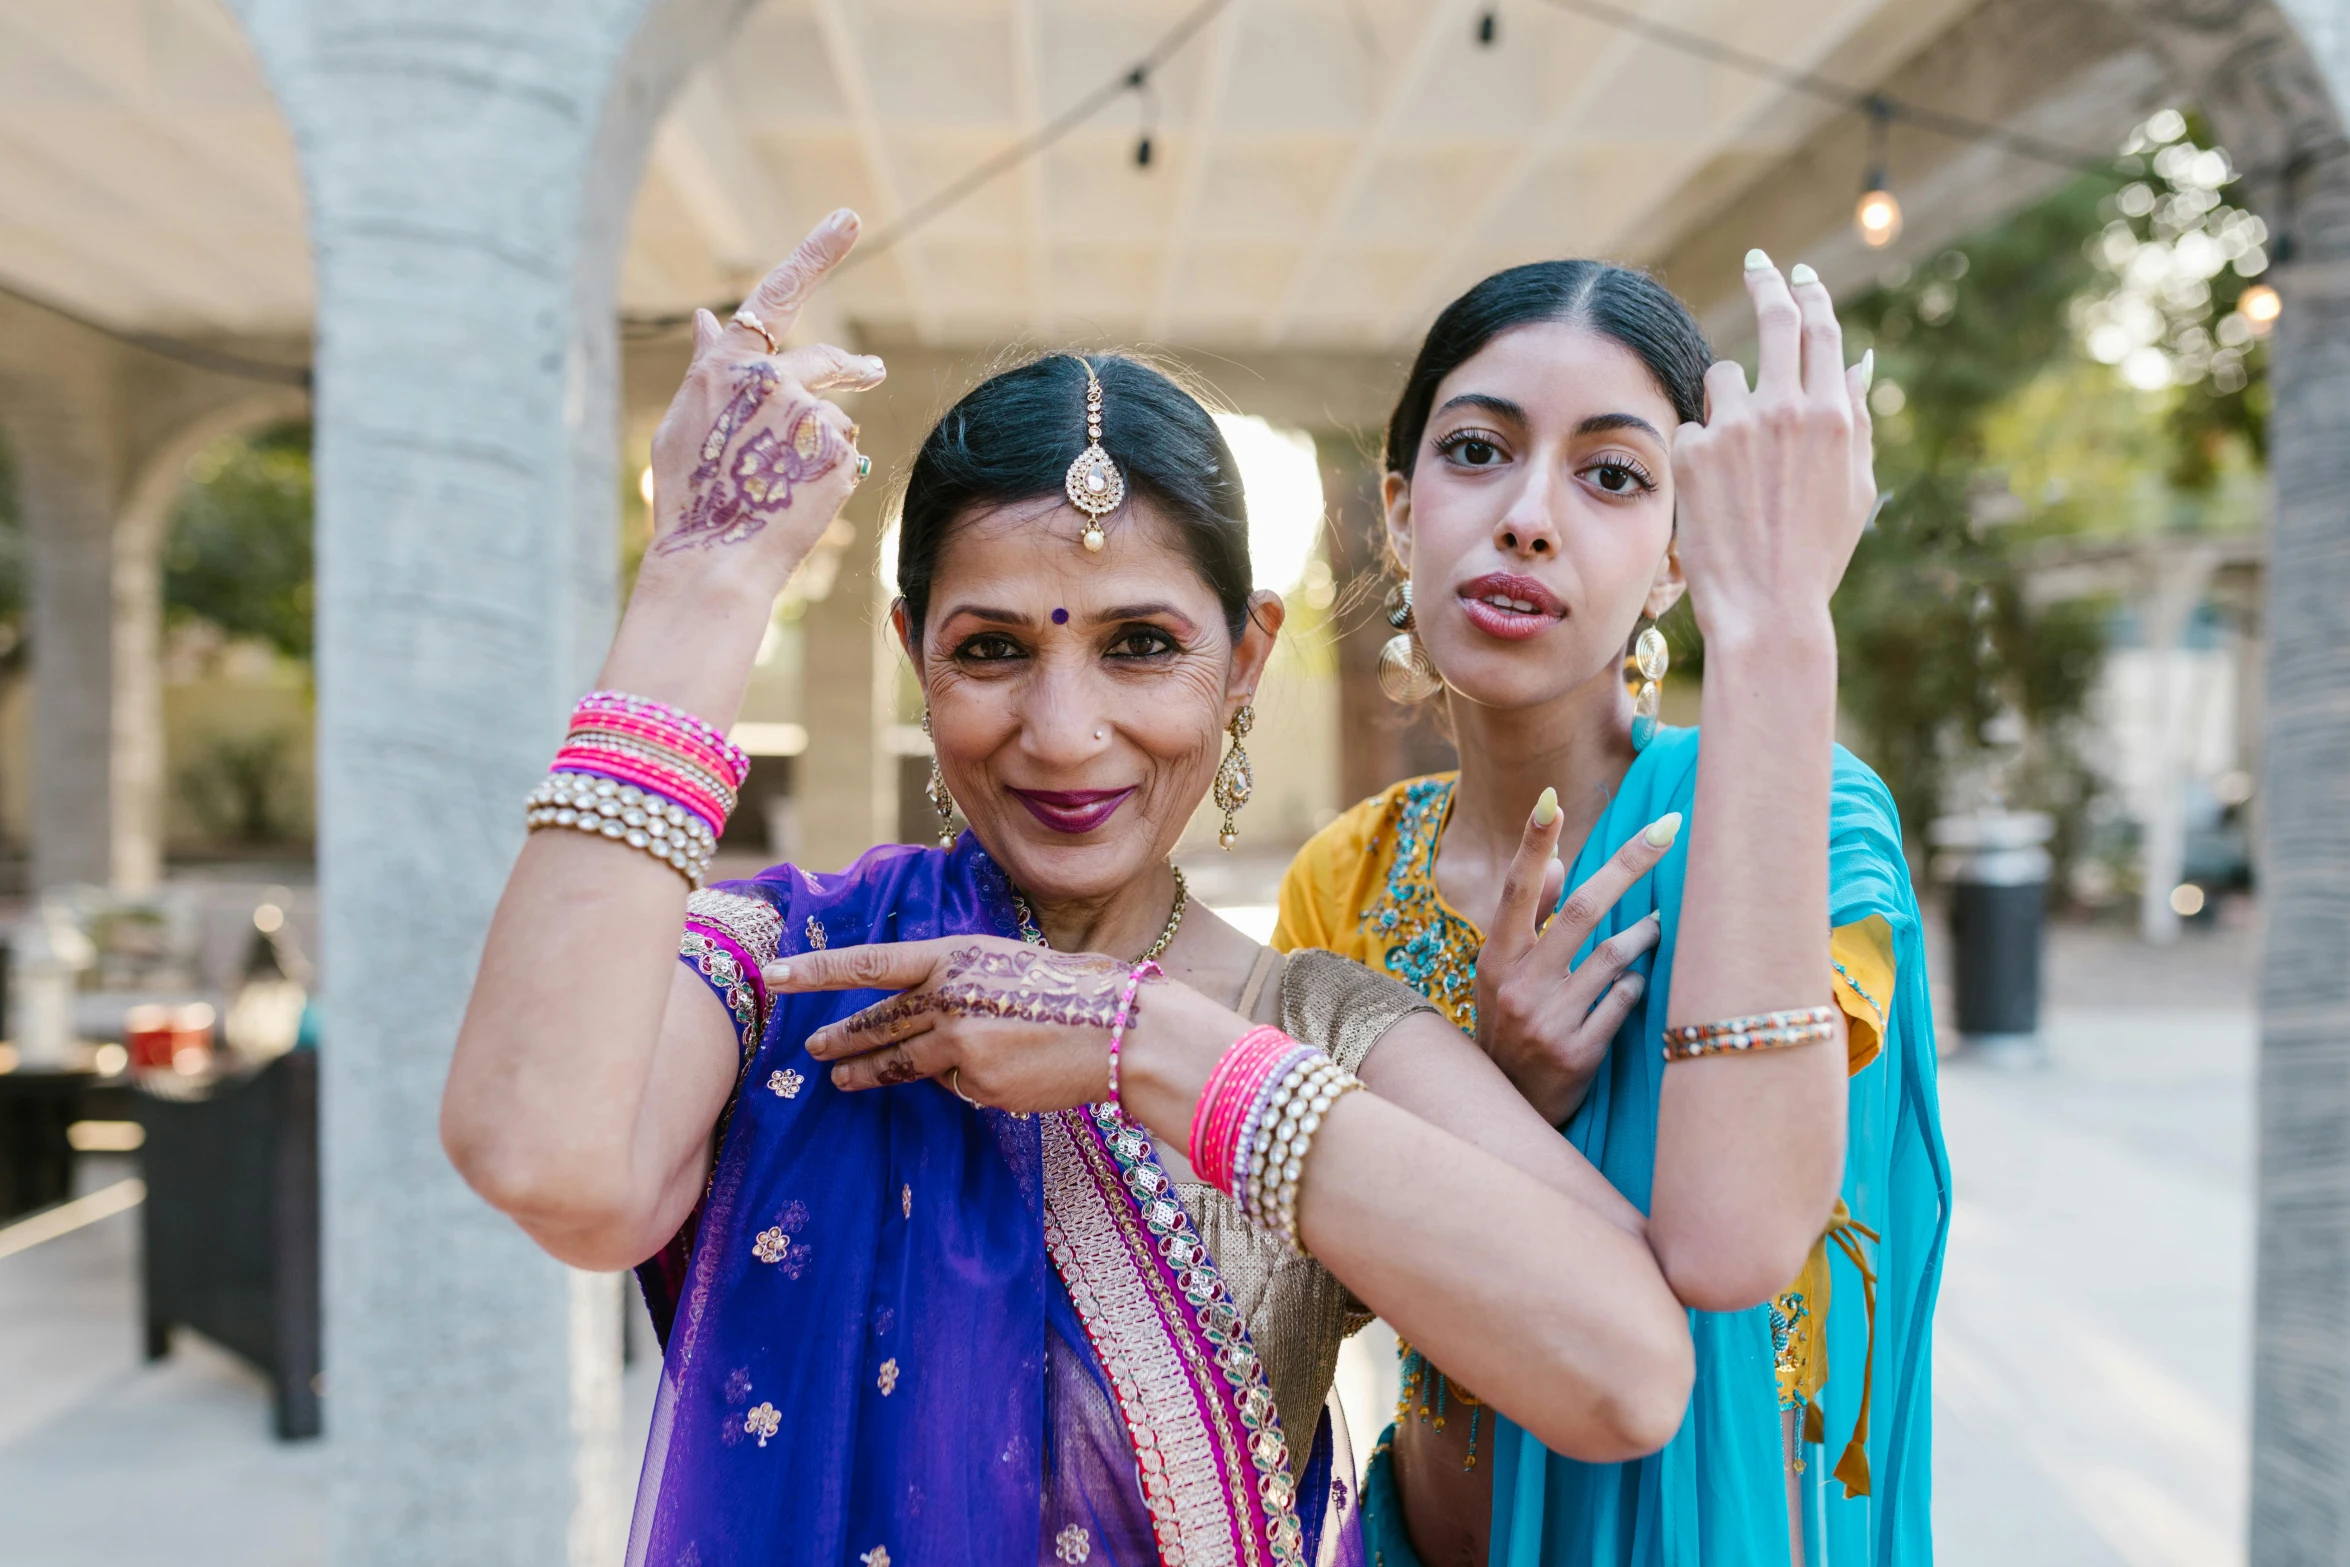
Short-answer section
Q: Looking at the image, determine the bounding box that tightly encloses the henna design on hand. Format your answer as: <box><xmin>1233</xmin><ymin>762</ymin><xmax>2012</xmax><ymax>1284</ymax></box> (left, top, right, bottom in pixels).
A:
<box><xmin>657</xmin><ymin>362</ymin><xmax>846</xmax><ymax>554</ymax></box>
<box><xmin>842</xmin><ymin>945</ymin><xmax>1143</xmax><ymax>1038</ymax></box>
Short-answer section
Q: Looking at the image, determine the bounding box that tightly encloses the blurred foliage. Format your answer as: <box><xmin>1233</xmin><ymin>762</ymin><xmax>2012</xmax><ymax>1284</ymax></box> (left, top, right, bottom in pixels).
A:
<box><xmin>1835</xmin><ymin>106</ymin><xmax>2270</xmax><ymax>861</ymax></box>
<box><xmin>165</xmin><ymin>423</ymin><xmax>314</xmax><ymax>661</ymax></box>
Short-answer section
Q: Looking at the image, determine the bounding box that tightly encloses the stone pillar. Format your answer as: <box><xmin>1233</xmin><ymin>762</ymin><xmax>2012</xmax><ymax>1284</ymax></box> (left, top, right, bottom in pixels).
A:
<box><xmin>0</xmin><ymin>297</ymin><xmax>302</xmax><ymax>894</ymax></box>
<box><xmin>0</xmin><ymin>311</ymin><xmax>128</xmax><ymax>892</ymax></box>
<box><xmin>794</xmin><ymin>364</ymin><xmax>923</xmax><ymax>871</ymax></box>
<box><xmin>2100</xmin><ymin>2</ymin><xmax>2350</xmax><ymax>1559</ymax></box>
<box><xmin>224</xmin><ymin>2</ymin><xmax>750</xmax><ymax>1562</ymax></box>
<box><xmin>1318</xmin><ymin>432</ymin><xmax>1454</xmax><ymax>809</ymax></box>
<box><xmin>794</xmin><ymin>517</ymin><xmax>893</xmax><ymax>870</ymax></box>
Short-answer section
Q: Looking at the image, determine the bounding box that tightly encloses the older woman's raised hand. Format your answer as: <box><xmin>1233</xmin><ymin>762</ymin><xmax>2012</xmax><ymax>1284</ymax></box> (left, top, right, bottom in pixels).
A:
<box><xmin>1668</xmin><ymin>253</ymin><xmax>1876</xmax><ymax>652</ymax></box>
<box><xmin>644</xmin><ymin>209</ymin><xmax>886</xmax><ymax>593</ymax></box>
<box><xmin>1475</xmin><ymin>793</ymin><xmax>1676</xmax><ymax>1125</ymax></box>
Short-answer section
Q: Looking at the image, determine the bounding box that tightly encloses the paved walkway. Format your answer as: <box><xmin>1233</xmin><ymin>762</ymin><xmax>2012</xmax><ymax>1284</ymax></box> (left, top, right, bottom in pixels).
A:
<box><xmin>0</xmin><ymin>913</ymin><xmax>2260</xmax><ymax>1565</ymax></box>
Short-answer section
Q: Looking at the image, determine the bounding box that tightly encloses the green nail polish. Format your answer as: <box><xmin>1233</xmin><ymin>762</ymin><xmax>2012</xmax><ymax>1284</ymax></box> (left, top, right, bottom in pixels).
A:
<box><xmin>1744</xmin><ymin>248</ymin><xmax>1772</xmax><ymax>272</ymax></box>
<box><xmin>1790</xmin><ymin>262</ymin><xmax>1819</xmax><ymax>285</ymax></box>
<box><xmin>1859</xmin><ymin>349</ymin><xmax>1875</xmax><ymax>390</ymax></box>
<box><xmin>1534</xmin><ymin>786</ymin><xmax>1560</xmax><ymax>827</ymax></box>
<box><xmin>1644</xmin><ymin>811</ymin><xmax>1683</xmax><ymax>848</ymax></box>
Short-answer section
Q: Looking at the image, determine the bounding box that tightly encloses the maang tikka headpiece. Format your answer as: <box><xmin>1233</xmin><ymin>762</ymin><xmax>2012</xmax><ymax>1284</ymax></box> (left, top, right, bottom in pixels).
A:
<box><xmin>1063</xmin><ymin>357</ymin><xmax>1126</xmax><ymax>552</ymax></box>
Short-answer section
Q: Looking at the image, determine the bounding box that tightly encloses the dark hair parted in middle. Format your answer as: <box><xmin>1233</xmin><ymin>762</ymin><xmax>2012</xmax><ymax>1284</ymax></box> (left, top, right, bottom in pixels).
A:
<box><xmin>896</xmin><ymin>354</ymin><xmax>1254</xmax><ymax>642</ymax></box>
<box><xmin>1385</xmin><ymin>261</ymin><xmax>1715</xmax><ymax>478</ymax></box>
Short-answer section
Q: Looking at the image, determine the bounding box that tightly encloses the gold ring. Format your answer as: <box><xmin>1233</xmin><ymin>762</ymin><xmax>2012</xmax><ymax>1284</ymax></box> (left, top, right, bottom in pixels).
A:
<box><xmin>947</xmin><ymin>1067</ymin><xmax>981</xmax><ymax>1109</ymax></box>
<box><xmin>729</xmin><ymin>308</ymin><xmax>778</xmax><ymax>354</ymax></box>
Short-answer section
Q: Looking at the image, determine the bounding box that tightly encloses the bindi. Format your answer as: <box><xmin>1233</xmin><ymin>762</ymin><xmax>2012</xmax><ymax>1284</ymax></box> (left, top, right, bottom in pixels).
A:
<box><xmin>1051</xmin><ymin>608</ymin><xmax>1069</xmax><ymax>625</ymax></box>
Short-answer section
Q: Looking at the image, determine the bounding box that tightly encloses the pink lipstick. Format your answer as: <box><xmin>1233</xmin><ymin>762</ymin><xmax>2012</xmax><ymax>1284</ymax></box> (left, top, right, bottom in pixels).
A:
<box><xmin>1457</xmin><ymin>572</ymin><xmax>1567</xmax><ymax>641</ymax></box>
<box><xmin>1008</xmin><ymin>786</ymin><xmax>1136</xmax><ymax>835</ymax></box>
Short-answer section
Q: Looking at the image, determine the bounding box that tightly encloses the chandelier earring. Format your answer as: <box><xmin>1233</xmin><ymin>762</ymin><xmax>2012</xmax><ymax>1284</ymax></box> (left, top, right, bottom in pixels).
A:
<box><xmin>921</xmin><ymin>708</ymin><xmax>957</xmax><ymax>848</ymax></box>
<box><xmin>1213</xmin><ymin>702</ymin><xmax>1255</xmax><ymax>850</ymax></box>
<box><xmin>1378</xmin><ymin>580</ymin><xmax>1444</xmax><ymax>705</ymax></box>
<box><xmin>1626</xmin><ymin>618</ymin><xmax>1669</xmax><ymax>752</ymax></box>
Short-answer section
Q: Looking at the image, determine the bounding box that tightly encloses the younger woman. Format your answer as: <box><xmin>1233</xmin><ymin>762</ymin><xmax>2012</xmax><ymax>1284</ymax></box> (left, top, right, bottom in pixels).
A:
<box><xmin>1277</xmin><ymin>256</ymin><xmax>1948</xmax><ymax>1566</ymax></box>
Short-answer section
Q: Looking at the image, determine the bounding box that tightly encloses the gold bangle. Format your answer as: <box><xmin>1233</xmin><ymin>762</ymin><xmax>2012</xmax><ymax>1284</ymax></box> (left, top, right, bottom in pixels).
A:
<box><xmin>1661</xmin><ymin>1004</ymin><xmax>1838</xmax><ymax>1063</ymax></box>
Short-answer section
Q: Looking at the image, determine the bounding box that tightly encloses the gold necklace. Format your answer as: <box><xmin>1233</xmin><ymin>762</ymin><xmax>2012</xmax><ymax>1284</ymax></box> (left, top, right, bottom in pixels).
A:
<box><xmin>1014</xmin><ymin>863</ymin><xmax>1188</xmax><ymax>964</ymax></box>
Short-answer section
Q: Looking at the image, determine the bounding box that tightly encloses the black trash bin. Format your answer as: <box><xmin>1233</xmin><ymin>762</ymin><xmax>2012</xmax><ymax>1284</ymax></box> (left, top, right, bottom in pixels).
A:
<box><xmin>1931</xmin><ymin>811</ymin><xmax>2053</xmax><ymax>1063</ymax></box>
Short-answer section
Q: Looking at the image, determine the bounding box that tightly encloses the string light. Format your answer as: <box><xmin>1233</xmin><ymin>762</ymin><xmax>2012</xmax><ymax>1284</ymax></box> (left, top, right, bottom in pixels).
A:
<box><xmin>2239</xmin><ymin>282</ymin><xmax>2282</xmax><ymax>332</ymax></box>
<box><xmin>1478</xmin><ymin>9</ymin><xmax>1499</xmax><ymax>46</ymax></box>
<box><xmin>1856</xmin><ymin>99</ymin><xmax>1902</xmax><ymax>248</ymax></box>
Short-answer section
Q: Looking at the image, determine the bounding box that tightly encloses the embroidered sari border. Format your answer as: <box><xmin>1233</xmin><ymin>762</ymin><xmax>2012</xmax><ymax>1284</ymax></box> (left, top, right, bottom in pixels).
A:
<box><xmin>1038</xmin><ymin>1106</ymin><xmax>1305</xmax><ymax>1567</ymax></box>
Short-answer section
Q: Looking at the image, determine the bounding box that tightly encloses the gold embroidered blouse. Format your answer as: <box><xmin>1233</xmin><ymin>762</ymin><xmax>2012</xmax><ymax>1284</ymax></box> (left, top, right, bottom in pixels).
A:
<box><xmin>1178</xmin><ymin>946</ymin><xmax>1435</xmax><ymax>1480</ymax></box>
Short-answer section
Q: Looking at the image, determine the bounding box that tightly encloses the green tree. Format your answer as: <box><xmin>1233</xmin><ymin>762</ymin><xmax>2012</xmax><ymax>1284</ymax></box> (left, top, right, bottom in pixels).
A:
<box><xmin>164</xmin><ymin>423</ymin><xmax>314</xmax><ymax>660</ymax></box>
<box><xmin>1836</xmin><ymin>107</ymin><xmax>2268</xmax><ymax>858</ymax></box>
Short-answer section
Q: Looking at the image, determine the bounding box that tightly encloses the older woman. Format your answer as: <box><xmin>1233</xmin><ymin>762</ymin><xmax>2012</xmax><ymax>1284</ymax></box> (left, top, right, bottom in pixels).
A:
<box><xmin>442</xmin><ymin>212</ymin><xmax>1700</xmax><ymax>1567</ymax></box>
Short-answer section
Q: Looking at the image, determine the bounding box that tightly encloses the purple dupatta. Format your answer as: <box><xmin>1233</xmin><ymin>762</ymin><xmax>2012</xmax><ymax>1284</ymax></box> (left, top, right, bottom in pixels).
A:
<box><xmin>629</xmin><ymin>838</ymin><xmax>1322</xmax><ymax>1567</ymax></box>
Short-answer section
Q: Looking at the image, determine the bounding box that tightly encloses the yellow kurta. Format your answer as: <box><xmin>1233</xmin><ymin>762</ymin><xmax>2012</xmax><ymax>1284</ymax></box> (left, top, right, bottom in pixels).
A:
<box><xmin>1274</xmin><ymin>772</ymin><xmax>1896</xmax><ymax>1490</ymax></box>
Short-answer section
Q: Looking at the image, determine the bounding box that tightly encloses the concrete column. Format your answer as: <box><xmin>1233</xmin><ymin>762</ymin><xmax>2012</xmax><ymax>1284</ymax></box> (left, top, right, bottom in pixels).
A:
<box><xmin>0</xmin><ymin>299</ymin><xmax>299</xmax><ymax>894</ymax></box>
<box><xmin>793</xmin><ymin>363</ymin><xmax>925</xmax><ymax>871</ymax></box>
<box><xmin>1317</xmin><ymin>432</ymin><xmax>1454</xmax><ymax>808</ymax></box>
<box><xmin>224</xmin><ymin>2</ymin><xmax>750</xmax><ymax>1563</ymax></box>
<box><xmin>0</xmin><ymin>312</ymin><xmax>128</xmax><ymax>892</ymax></box>
<box><xmin>2094</xmin><ymin>2</ymin><xmax>2350</xmax><ymax>1559</ymax></box>
<box><xmin>794</xmin><ymin>515</ymin><xmax>893</xmax><ymax>870</ymax></box>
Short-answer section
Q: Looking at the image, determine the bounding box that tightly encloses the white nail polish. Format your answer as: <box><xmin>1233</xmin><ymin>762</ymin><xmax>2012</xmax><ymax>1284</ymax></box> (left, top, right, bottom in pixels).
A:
<box><xmin>1644</xmin><ymin>811</ymin><xmax>1683</xmax><ymax>848</ymax></box>
<box><xmin>1534</xmin><ymin>786</ymin><xmax>1560</xmax><ymax>827</ymax></box>
<box><xmin>1790</xmin><ymin>262</ymin><xmax>1819</xmax><ymax>285</ymax></box>
<box><xmin>1859</xmin><ymin>349</ymin><xmax>1876</xmax><ymax>390</ymax></box>
<box><xmin>1744</xmin><ymin>248</ymin><xmax>1772</xmax><ymax>272</ymax></box>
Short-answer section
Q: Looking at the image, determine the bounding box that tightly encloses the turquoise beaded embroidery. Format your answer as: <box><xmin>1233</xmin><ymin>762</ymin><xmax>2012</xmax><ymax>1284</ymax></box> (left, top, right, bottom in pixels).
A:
<box><xmin>1360</xmin><ymin>778</ymin><xmax>1481</xmax><ymax>1031</ymax></box>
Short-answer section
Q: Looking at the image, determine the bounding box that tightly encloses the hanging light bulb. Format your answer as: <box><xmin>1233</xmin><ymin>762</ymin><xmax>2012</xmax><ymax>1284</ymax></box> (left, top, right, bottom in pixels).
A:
<box><xmin>2238</xmin><ymin>281</ymin><xmax>2281</xmax><ymax>333</ymax></box>
<box><xmin>1856</xmin><ymin>182</ymin><xmax>1903</xmax><ymax>248</ymax></box>
<box><xmin>1854</xmin><ymin>98</ymin><xmax>1902</xmax><ymax>249</ymax></box>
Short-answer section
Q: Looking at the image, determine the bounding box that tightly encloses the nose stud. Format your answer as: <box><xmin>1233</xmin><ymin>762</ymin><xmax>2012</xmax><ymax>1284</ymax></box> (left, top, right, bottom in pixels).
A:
<box><xmin>1094</xmin><ymin>728</ymin><xmax>1106</xmax><ymax>741</ymax></box>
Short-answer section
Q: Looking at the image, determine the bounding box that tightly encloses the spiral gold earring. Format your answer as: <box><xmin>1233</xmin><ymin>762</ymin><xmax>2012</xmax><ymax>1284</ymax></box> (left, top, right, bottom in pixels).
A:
<box><xmin>1213</xmin><ymin>703</ymin><xmax>1255</xmax><ymax>850</ymax></box>
<box><xmin>1627</xmin><ymin>619</ymin><xmax>1668</xmax><ymax>752</ymax></box>
<box><xmin>921</xmin><ymin>708</ymin><xmax>957</xmax><ymax>848</ymax></box>
<box><xmin>1378</xmin><ymin>581</ymin><xmax>1444</xmax><ymax>704</ymax></box>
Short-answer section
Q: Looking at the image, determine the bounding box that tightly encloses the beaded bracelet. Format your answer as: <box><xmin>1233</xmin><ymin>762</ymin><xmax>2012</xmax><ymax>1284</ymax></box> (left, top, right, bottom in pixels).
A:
<box><xmin>526</xmin><ymin>771</ymin><xmax>718</xmax><ymax>885</ymax></box>
<box><xmin>1103</xmin><ymin>959</ymin><xmax>1161</xmax><ymax>1121</ymax></box>
<box><xmin>1243</xmin><ymin>1055</ymin><xmax>1361</xmax><ymax>1253</ymax></box>
<box><xmin>1661</xmin><ymin>1004</ymin><xmax>1839</xmax><ymax>1063</ymax></box>
<box><xmin>1189</xmin><ymin>1026</ymin><xmax>1306</xmax><ymax>1194</ymax></box>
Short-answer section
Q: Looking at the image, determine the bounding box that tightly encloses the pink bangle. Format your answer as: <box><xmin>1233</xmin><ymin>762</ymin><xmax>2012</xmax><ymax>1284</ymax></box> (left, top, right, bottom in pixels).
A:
<box><xmin>552</xmin><ymin>743</ymin><xmax>732</xmax><ymax>831</ymax></box>
<box><xmin>575</xmin><ymin>691</ymin><xmax>750</xmax><ymax>786</ymax></box>
<box><xmin>1104</xmin><ymin>959</ymin><xmax>1162</xmax><ymax>1122</ymax></box>
<box><xmin>1188</xmin><ymin>1025</ymin><xmax>1303</xmax><ymax>1194</ymax></box>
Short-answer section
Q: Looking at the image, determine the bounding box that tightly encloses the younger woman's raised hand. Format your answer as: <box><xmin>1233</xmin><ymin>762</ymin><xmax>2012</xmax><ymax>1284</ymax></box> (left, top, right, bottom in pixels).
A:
<box><xmin>1668</xmin><ymin>253</ymin><xmax>1876</xmax><ymax>649</ymax></box>
<box><xmin>1474</xmin><ymin>793</ymin><xmax>1678</xmax><ymax>1125</ymax></box>
<box><xmin>643</xmin><ymin>210</ymin><xmax>887</xmax><ymax>591</ymax></box>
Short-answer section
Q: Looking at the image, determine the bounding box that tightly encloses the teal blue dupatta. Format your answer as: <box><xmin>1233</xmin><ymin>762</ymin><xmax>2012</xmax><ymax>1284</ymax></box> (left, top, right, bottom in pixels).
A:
<box><xmin>1487</xmin><ymin>725</ymin><xmax>1949</xmax><ymax>1567</ymax></box>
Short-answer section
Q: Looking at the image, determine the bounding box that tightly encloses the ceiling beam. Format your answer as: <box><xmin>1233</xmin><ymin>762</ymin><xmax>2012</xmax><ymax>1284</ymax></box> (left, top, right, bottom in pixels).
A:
<box><xmin>807</xmin><ymin>0</ymin><xmax>944</xmax><ymax>343</ymax></box>
<box><xmin>1148</xmin><ymin>0</ymin><xmax>1251</xmax><ymax>340</ymax></box>
<box><xmin>1376</xmin><ymin>4</ymin><xmax>1676</xmax><ymax>342</ymax></box>
<box><xmin>652</xmin><ymin>74</ymin><xmax>792</xmax><ymax>277</ymax></box>
<box><xmin>1259</xmin><ymin>0</ymin><xmax>1473</xmax><ymax>346</ymax></box>
<box><xmin>1577</xmin><ymin>0</ymin><xmax>1917</xmax><ymax>265</ymax></box>
<box><xmin>1009</xmin><ymin>0</ymin><xmax>1053</xmax><ymax>331</ymax></box>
